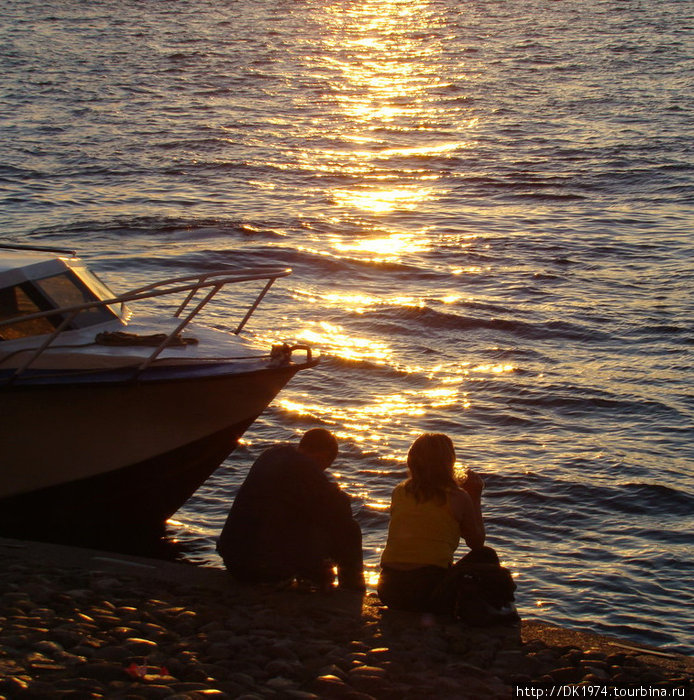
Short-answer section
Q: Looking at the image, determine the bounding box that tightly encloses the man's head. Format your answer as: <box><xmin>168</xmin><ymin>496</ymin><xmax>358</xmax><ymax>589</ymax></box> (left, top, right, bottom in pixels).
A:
<box><xmin>298</xmin><ymin>428</ymin><xmax>339</xmax><ymax>470</ymax></box>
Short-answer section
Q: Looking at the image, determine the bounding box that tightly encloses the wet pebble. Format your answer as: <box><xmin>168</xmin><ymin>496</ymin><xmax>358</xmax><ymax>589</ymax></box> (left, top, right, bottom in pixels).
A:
<box><xmin>124</xmin><ymin>637</ymin><xmax>159</xmax><ymax>655</ymax></box>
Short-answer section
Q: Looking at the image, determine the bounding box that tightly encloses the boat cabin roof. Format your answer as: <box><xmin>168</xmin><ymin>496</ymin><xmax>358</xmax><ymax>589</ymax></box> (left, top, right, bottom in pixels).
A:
<box><xmin>0</xmin><ymin>251</ymin><xmax>76</xmax><ymax>287</ymax></box>
<box><xmin>0</xmin><ymin>250</ymin><xmax>122</xmax><ymax>343</ymax></box>
<box><xmin>0</xmin><ymin>249</ymin><xmax>58</xmax><ymax>269</ymax></box>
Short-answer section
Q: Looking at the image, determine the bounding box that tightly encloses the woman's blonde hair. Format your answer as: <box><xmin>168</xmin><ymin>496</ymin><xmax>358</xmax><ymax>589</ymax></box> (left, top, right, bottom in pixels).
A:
<box><xmin>404</xmin><ymin>433</ymin><xmax>457</xmax><ymax>504</ymax></box>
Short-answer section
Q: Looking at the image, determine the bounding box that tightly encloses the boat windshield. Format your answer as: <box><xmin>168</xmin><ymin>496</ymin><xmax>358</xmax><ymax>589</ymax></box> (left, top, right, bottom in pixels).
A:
<box><xmin>69</xmin><ymin>265</ymin><xmax>126</xmax><ymax>319</ymax></box>
<box><xmin>0</xmin><ymin>270</ymin><xmax>118</xmax><ymax>341</ymax></box>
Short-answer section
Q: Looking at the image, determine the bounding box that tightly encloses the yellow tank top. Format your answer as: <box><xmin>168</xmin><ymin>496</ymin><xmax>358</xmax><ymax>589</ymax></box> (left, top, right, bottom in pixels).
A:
<box><xmin>380</xmin><ymin>482</ymin><xmax>460</xmax><ymax>569</ymax></box>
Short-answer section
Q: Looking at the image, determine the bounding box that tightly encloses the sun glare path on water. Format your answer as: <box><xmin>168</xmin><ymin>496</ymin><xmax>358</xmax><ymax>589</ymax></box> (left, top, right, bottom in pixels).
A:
<box><xmin>287</xmin><ymin>0</ymin><xmax>478</xmax><ymax>262</ymax></box>
<box><xmin>333</xmin><ymin>231</ymin><xmax>429</xmax><ymax>258</ymax></box>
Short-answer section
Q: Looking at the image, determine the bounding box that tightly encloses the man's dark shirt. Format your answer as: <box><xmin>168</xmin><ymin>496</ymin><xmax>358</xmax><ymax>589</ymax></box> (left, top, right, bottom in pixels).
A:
<box><xmin>217</xmin><ymin>444</ymin><xmax>364</xmax><ymax>589</ymax></box>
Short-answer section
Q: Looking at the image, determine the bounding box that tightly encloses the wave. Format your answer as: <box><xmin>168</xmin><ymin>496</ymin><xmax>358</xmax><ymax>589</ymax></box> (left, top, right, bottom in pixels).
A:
<box><xmin>626</xmin><ymin>324</ymin><xmax>689</xmax><ymax>337</ymax></box>
<box><xmin>317</xmin><ymin>355</ymin><xmax>417</xmax><ymax>382</ymax></box>
<box><xmin>504</xmin><ymin>386</ymin><xmax>685</xmax><ymax>420</ymax></box>
<box><xmin>491</xmin><ymin>473</ymin><xmax>694</xmax><ymax>523</ymax></box>
<box><xmin>166</xmin><ymin>51</ymin><xmax>208</xmax><ymax>62</ymax></box>
<box><xmin>0</xmin><ymin>164</ymin><xmax>48</xmax><ymax>181</ymax></box>
<box><xmin>506</xmin><ymin>192</ymin><xmax>588</xmax><ymax>202</ymax></box>
<box><xmin>32</xmin><ymin>217</ymin><xmax>296</xmax><ymax>247</ymax></box>
<box><xmin>604</xmin><ymin>482</ymin><xmax>694</xmax><ymax>518</ymax></box>
<box><xmin>349</xmin><ymin>304</ymin><xmax>612</xmax><ymax>343</ymax></box>
<box><xmin>204</xmin><ymin>245</ymin><xmax>425</xmax><ymax>278</ymax></box>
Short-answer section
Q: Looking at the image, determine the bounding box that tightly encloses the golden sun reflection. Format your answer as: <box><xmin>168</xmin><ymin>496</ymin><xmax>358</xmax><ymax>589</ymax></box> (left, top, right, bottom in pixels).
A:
<box><xmin>469</xmin><ymin>363</ymin><xmax>515</xmax><ymax>374</ymax></box>
<box><xmin>365</xmin><ymin>500</ymin><xmax>390</xmax><ymax>512</ymax></box>
<box><xmin>332</xmin><ymin>188</ymin><xmax>432</xmax><ymax>214</ymax></box>
<box><xmin>366</xmin><ymin>568</ymin><xmax>382</xmax><ymax>588</ymax></box>
<box><xmin>301</xmin><ymin>0</ymin><xmax>474</xmax><ymax>225</ymax></box>
<box><xmin>421</xmin><ymin>387</ymin><xmax>459</xmax><ymax>407</ymax></box>
<box><xmin>293</xmin><ymin>287</ymin><xmax>477</xmax><ymax>316</ymax></box>
<box><xmin>276</xmin><ymin>384</ymin><xmax>462</xmax><ymax>453</ymax></box>
<box><xmin>452</xmin><ymin>266</ymin><xmax>486</xmax><ymax>275</ymax></box>
<box><xmin>352</xmin><ymin>393</ymin><xmax>426</xmax><ymax>418</ymax></box>
<box><xmin>318</xmin><ymin>292</ymin><xmax>422</xmax><ymax>313</ymax></box>
<box><xmin>296</xmin><ymin>321</ymin><xmax>391</xmax><ymax>363</ymax></box>
<box><xmin>333</xmin><ymin>232</ymin><xmax>428</xmax><ymax>259</ymax></box>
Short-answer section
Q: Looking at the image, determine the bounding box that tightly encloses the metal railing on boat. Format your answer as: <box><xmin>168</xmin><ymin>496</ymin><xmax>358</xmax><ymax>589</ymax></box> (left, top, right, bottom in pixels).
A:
<box><xmin>0</xmin><ymin>267</ymin><xmax>292</xmax><ymax>383</ymax></box>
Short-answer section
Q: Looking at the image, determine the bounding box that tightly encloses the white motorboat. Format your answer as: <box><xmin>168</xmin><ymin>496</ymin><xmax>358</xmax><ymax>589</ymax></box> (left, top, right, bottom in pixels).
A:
<box><xmin>0</xmin><ymin>244</ymin><xmax>316</xmax><ymax>548</ymax></box>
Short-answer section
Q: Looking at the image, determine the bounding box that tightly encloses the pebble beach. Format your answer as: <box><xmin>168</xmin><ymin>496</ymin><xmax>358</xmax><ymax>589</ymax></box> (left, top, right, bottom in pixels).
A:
<box><xmin>0</xmin><ymin>537</ymin><xmax>691</xmax><ymax>700</ymax></box>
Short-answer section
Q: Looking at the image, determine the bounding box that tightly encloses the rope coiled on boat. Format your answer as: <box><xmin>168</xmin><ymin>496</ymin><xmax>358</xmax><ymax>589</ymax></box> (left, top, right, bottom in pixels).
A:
<box><xmin>94</xmin><ymin>331</ymin><xmax>198</xmax><ymax>347</ymax></box>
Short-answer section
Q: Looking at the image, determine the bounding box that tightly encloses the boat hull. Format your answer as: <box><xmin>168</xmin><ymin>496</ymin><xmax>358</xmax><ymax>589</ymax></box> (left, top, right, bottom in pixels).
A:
<box><xmin>0</xmin><ymin>363</ymin><xmax>302</xmax><ymax>547</ymax></box>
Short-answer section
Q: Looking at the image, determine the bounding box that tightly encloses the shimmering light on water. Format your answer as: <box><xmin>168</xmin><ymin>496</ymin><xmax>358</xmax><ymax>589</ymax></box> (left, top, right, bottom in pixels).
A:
<box><xmin>333</xmin><ymin>188</ymin><xmax>433</xmax><ymax>214</ymax></box>
<box><xmin>333</xmin><ymin>232</ymin><xmax>429</xmax><ymax>258</ymax></box>
<box><xmin>296</xmin><ymin>322</ymin><xmax>392</xmax><ymax>363</ymax></box>
<box><xmin>301</xmin><ymin>292</ymin><xmax>423</xmax><ymax>313</ymax></box>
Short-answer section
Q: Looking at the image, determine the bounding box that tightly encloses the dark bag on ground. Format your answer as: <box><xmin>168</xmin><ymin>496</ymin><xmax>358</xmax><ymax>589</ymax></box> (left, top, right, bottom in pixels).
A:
<box><xmin>451</xmin><ymin>563</ymin><xmax>519</xmax><ymax>626</ymax></box>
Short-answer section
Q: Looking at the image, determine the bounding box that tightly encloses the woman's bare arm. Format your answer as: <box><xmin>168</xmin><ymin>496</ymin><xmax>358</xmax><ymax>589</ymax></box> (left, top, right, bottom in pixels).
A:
<box><xmin>448</xmin><ymin>485</ymin><xmax>485</xmax><ymax>550</ymax></box>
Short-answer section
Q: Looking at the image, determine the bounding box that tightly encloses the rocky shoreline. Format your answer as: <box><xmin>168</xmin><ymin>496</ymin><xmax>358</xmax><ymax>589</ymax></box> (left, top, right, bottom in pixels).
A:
<box><xmin>0</xmin><ymin>537</ymin><xmax>691</xmax><ymax>699</ymax></box>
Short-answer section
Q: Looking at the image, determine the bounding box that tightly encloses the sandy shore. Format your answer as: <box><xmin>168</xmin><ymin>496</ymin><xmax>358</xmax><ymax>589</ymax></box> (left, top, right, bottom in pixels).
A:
<box><xmin>0</xmin><ymin>537</ymin><xmax>691</xmax><ymax>699</ymax></box>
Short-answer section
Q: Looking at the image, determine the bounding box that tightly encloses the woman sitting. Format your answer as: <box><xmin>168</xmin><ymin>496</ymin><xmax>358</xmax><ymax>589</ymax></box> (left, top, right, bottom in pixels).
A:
<box><xmin>377</xmin><ymin>433</ymin><xmax>518</xmax><ymax>625</ymax></box>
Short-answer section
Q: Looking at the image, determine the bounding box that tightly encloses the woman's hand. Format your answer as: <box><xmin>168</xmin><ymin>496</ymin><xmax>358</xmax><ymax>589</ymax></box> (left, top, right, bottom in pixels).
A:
<box><xmin>461</xmin><ymin>469</ymin><xmax>485</xmax><ymax>498</ymax></box>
